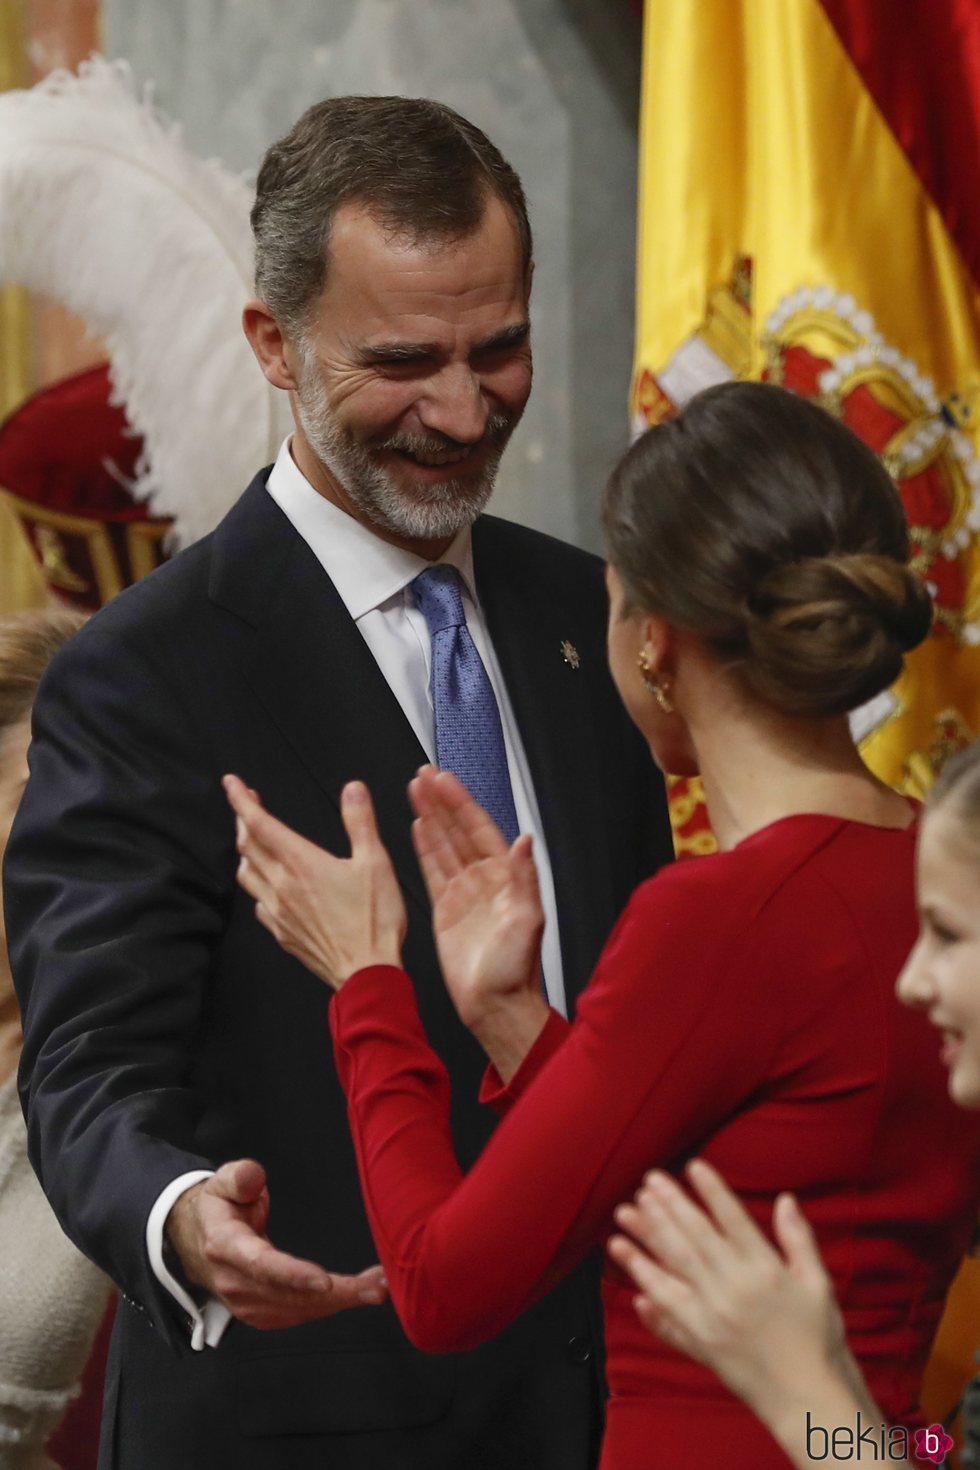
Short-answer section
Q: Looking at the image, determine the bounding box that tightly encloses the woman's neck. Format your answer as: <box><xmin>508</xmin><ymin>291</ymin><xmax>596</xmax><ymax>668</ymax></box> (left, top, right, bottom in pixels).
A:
<box><xmin>689</xmin><ymin>701</ymin><xmax>913</xmax><ymax>852</ymax></box>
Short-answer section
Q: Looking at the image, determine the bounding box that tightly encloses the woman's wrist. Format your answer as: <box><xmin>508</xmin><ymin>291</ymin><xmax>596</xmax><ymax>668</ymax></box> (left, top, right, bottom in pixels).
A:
<box><xmin>468</xmin><ymin>990</ymin><xmax>551</xmax><ymax>1084</ymax></box>
<box><xmin>334</xmin><ymin>947</ymin><xmax>403</xmax><ymax>990</ymax></box>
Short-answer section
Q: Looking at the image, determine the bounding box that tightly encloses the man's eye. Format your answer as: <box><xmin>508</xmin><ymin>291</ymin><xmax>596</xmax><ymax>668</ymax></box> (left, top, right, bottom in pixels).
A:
<box><xmin>931</xmin><ymin>920</ymin><xmax>960</xmax><ymax>945</ymax></box>
<box><xmin>474</xmin><ymin>341</ymin><xmax>522</xmax><ymax>365</ymax></box>
<box><xmin>361</xmin><ymin>351</ymin><xmax>434</xmax><ymax>374</ymax></box>
<box><xmin>374</xmin><ymin>358</ymin><xmax>428</xmax><ymax>373</ymax></box>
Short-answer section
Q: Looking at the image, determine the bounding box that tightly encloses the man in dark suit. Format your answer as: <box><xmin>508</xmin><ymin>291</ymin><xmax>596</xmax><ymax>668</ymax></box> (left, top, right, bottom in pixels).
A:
<box><xmin>5</xmin><ymin>96</ymin><xmax>673</xmax><ymax>1469</ymax></box>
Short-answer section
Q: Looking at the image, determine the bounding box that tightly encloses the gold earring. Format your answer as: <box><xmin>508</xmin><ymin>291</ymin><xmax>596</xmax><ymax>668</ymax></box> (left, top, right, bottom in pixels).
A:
<box><xmin>637</xmin><ymin>650</ymin><xmax>674</xmax><ymax>713</ymax></box>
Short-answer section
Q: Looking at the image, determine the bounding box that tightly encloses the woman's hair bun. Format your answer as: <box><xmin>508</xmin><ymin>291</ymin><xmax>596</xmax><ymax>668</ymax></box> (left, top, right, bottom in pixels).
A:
<box><xmin>742</xmin><ymin>553</ymin><xmax>933</xmax><ymax>719</ymax></box>
<box><xmin>602</xmin><ymin>381</ymin><xmax>933</xmax><ymax>721</ymax></box>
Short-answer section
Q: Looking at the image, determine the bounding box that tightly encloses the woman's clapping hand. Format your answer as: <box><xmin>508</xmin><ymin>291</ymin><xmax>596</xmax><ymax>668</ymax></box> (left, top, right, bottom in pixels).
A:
<box><xmin>224</xmin><ymin>774</ymin><xmax>406</xmax><ymax>990</ymax></box>
<box><xmin>224</xmin><ymin>765</ymin><xmax>551</xmax><ymax>1078</ymax></box>
<box><xmin>409</xmin><ymin>767</ymin><xmax>550</xmax><ymax>1078</ymax></box>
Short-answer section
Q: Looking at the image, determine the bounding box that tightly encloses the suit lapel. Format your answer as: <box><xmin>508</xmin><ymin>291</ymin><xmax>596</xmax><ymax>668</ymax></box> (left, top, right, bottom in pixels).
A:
<box><xmin>209</xmin><ymin>476</ymin><xmax>430</xmax><ymax>917</ymax></box>
<box><xmin>473</xmin><ymin>519</ymin><xmax>617</xmax><ymax>1011</ymax></box>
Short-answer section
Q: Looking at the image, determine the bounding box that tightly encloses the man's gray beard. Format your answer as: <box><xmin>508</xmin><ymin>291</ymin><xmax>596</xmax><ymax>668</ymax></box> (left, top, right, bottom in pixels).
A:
<box><xmin>294</xmin><ymin>358</ymin><xmax>514</xmax><ymax>541</ymax></box>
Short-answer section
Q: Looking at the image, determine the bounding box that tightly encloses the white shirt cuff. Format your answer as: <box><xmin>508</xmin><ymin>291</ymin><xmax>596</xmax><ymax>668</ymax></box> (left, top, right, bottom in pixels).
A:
<box><xmin>146</xmin><ymin>1170</ymin><xmax>232</xmax><ymax>1350</ymax></box>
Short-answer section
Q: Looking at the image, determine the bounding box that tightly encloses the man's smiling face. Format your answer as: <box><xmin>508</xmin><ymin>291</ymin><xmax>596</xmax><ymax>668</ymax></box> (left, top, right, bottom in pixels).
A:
<box><xmin>289</xmin><ymin>193</ymin><xmax>532</xmax><ymax>551</ymax></box>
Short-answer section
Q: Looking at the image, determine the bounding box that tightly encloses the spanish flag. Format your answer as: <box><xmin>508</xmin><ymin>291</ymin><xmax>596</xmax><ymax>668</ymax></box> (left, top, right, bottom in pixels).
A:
<box><xmin>634</xmin><ymin>0</ymin><xmax>980</xmax><ymax>857</ymax></box>
<box><xmin>632</xmin><ymin>0</ymin><xmax>980</xmax><ymax>1444</ymax></box>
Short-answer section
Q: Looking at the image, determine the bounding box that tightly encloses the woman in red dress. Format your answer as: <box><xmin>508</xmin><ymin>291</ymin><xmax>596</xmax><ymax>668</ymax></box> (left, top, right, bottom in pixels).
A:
<box><xmin>609</xmin><ymin>738</ymin><xmax>980</xmax><ymax>1468</ymax></box>
<box><xmin>226</xmin><ymin>381</ymin><xmax>980</xmax><ymax>1470</ymax></box>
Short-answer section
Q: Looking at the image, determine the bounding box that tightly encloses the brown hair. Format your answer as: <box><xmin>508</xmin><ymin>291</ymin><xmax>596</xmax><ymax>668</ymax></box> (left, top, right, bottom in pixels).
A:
<box><xmin>602</xmin><ymin>381</ymin><xmax>933</xmax><ymax>720</ymax></box>
<box><xmin>251</xmin><ymin>95</ymin><xmax>532</xmax><ymax>338</ymax></box>
<box><xmin>0</xmin><ymin>608</ymin><xmax>86</xmax><ymax>737</ymax></box>
<box><xmin>927</xmin><ymin>741</ymin><xmax>980</xmax><ymax>862</ymax></box>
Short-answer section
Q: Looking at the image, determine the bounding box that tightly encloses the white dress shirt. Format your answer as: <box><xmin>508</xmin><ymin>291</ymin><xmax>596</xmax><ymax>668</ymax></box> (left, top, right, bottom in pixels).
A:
<box><xmin>148</xmin><ymin>439</ymin><xmax>567</xmax><ymax>1349</ymax></box>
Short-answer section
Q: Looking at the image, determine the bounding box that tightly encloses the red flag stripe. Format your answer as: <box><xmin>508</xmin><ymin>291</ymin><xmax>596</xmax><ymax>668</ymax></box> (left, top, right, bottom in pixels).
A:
<box><xmin>818</xmin><ymin>0</ymin><xmax>980</xmax><ymax>289</ymax></box>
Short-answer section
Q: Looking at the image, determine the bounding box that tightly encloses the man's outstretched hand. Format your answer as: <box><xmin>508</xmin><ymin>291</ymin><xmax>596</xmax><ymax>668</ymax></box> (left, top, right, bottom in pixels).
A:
<box><xmin>165</xmin><ymin>1159</ymin><xmax>387</xmax><ymax>1330</ymax></box>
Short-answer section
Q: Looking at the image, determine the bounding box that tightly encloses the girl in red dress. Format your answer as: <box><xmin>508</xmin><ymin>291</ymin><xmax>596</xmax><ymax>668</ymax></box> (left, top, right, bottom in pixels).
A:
<box><xmin>226</xmin><ymin>382</ymin><xmax>980</xmax><ymax>1470</ymax></box>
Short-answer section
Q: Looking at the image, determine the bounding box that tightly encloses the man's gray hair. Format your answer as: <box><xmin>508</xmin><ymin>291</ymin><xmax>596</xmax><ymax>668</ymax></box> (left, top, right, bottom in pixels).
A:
<box><xmin>251</xmin><ymin>95</ymin><xmax>532</xmax><ymax>338</ymax></box>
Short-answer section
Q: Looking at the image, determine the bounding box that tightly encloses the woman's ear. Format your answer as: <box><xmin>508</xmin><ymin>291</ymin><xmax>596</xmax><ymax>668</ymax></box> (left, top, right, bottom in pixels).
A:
<box><xmin>639</xmin><ymin>614</ymin><xmax>673</xmax><ymax>677</ymax></box>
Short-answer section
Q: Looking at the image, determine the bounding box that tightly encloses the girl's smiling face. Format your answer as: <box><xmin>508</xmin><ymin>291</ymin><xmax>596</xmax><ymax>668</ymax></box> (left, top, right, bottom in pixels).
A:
<box><xmin>897</xmin><ymin>806</ymin><xmax>980</xmax><ymax>1109</ymax></box>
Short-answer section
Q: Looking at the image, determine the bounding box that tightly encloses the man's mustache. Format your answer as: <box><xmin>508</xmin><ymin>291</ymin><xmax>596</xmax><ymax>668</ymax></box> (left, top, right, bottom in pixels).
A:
<box><xmin>374</xmin><ymin>413</ymin><xmax>514</xmax><ymax>459</ymax></box>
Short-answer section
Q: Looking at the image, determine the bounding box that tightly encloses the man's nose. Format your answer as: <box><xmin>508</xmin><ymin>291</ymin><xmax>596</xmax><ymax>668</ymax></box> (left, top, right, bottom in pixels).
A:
<box><xmin>418</xmin><ymin>364</ymin><xmax>488</xmax><ymax>444</ymax></box>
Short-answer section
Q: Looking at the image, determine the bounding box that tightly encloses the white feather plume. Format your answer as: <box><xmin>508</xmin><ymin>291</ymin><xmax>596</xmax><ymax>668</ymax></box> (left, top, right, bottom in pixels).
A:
<box><xmin>0</xmin><ymin>56</ymin><xmax>292</xmax><ymax>546</ymax></box>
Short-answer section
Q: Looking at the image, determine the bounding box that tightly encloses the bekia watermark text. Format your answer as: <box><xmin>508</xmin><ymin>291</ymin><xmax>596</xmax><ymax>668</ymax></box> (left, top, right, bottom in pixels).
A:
<box><xmin>805</xmin><ymin>1411</ymin><xmax>954</xmax><ymax>1463</ymax></box>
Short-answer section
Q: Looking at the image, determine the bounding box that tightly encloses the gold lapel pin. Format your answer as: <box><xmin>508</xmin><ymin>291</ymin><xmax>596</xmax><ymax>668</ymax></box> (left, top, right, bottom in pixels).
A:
<box><xmin>561</xmin><ymin>640</ymin><xmax>581</xmax><ymax>669</ymax></box>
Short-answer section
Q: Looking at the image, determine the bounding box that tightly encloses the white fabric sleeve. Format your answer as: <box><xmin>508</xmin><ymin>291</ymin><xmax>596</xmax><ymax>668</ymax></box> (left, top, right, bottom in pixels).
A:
<box><xmin>145</xmin><ymin>1170</ymin><xmax>232</xmax><ymax>1351</ymax></box>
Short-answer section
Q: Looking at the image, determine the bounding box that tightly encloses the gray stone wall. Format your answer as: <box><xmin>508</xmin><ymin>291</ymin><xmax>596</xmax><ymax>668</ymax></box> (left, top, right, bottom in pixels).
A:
<box><xmin>103</xmin><ymin>0</ymin><xmax>642</xmax><ymax>550</ymax></box>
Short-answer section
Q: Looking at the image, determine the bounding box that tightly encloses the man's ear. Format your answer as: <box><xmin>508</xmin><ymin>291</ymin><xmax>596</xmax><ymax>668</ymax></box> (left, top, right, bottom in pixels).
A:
<box><xmin>242</xmin><ymin>299</ymin><xmax>300</xmax><ymax>392</ymax></box>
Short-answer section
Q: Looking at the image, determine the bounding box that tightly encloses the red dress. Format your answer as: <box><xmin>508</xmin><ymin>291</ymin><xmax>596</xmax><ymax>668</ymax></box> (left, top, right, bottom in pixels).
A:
<box><xmin>330</xmin><ymin>815</ymin><xmax>980</xmax><ymax>1469</ymax></box>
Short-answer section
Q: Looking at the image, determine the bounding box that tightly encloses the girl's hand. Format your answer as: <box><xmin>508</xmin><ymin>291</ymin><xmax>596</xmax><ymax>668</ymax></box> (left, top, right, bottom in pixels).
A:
<box><xmin>224</xmin><ymin>775</ymin><xmax>407</xmax><ymax>990</ymax></box>
<box><xmin>607</xmin><ymin>1159</ymin><xmax>849</xmax><ymax>1417</ymax></box>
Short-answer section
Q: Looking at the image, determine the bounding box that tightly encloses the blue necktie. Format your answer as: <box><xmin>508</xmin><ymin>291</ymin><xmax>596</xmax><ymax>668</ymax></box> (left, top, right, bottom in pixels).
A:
<box><xmin>411</xmin><ymin>565</ymin><xmax>520</xmax><ymax>845</ymax></box>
